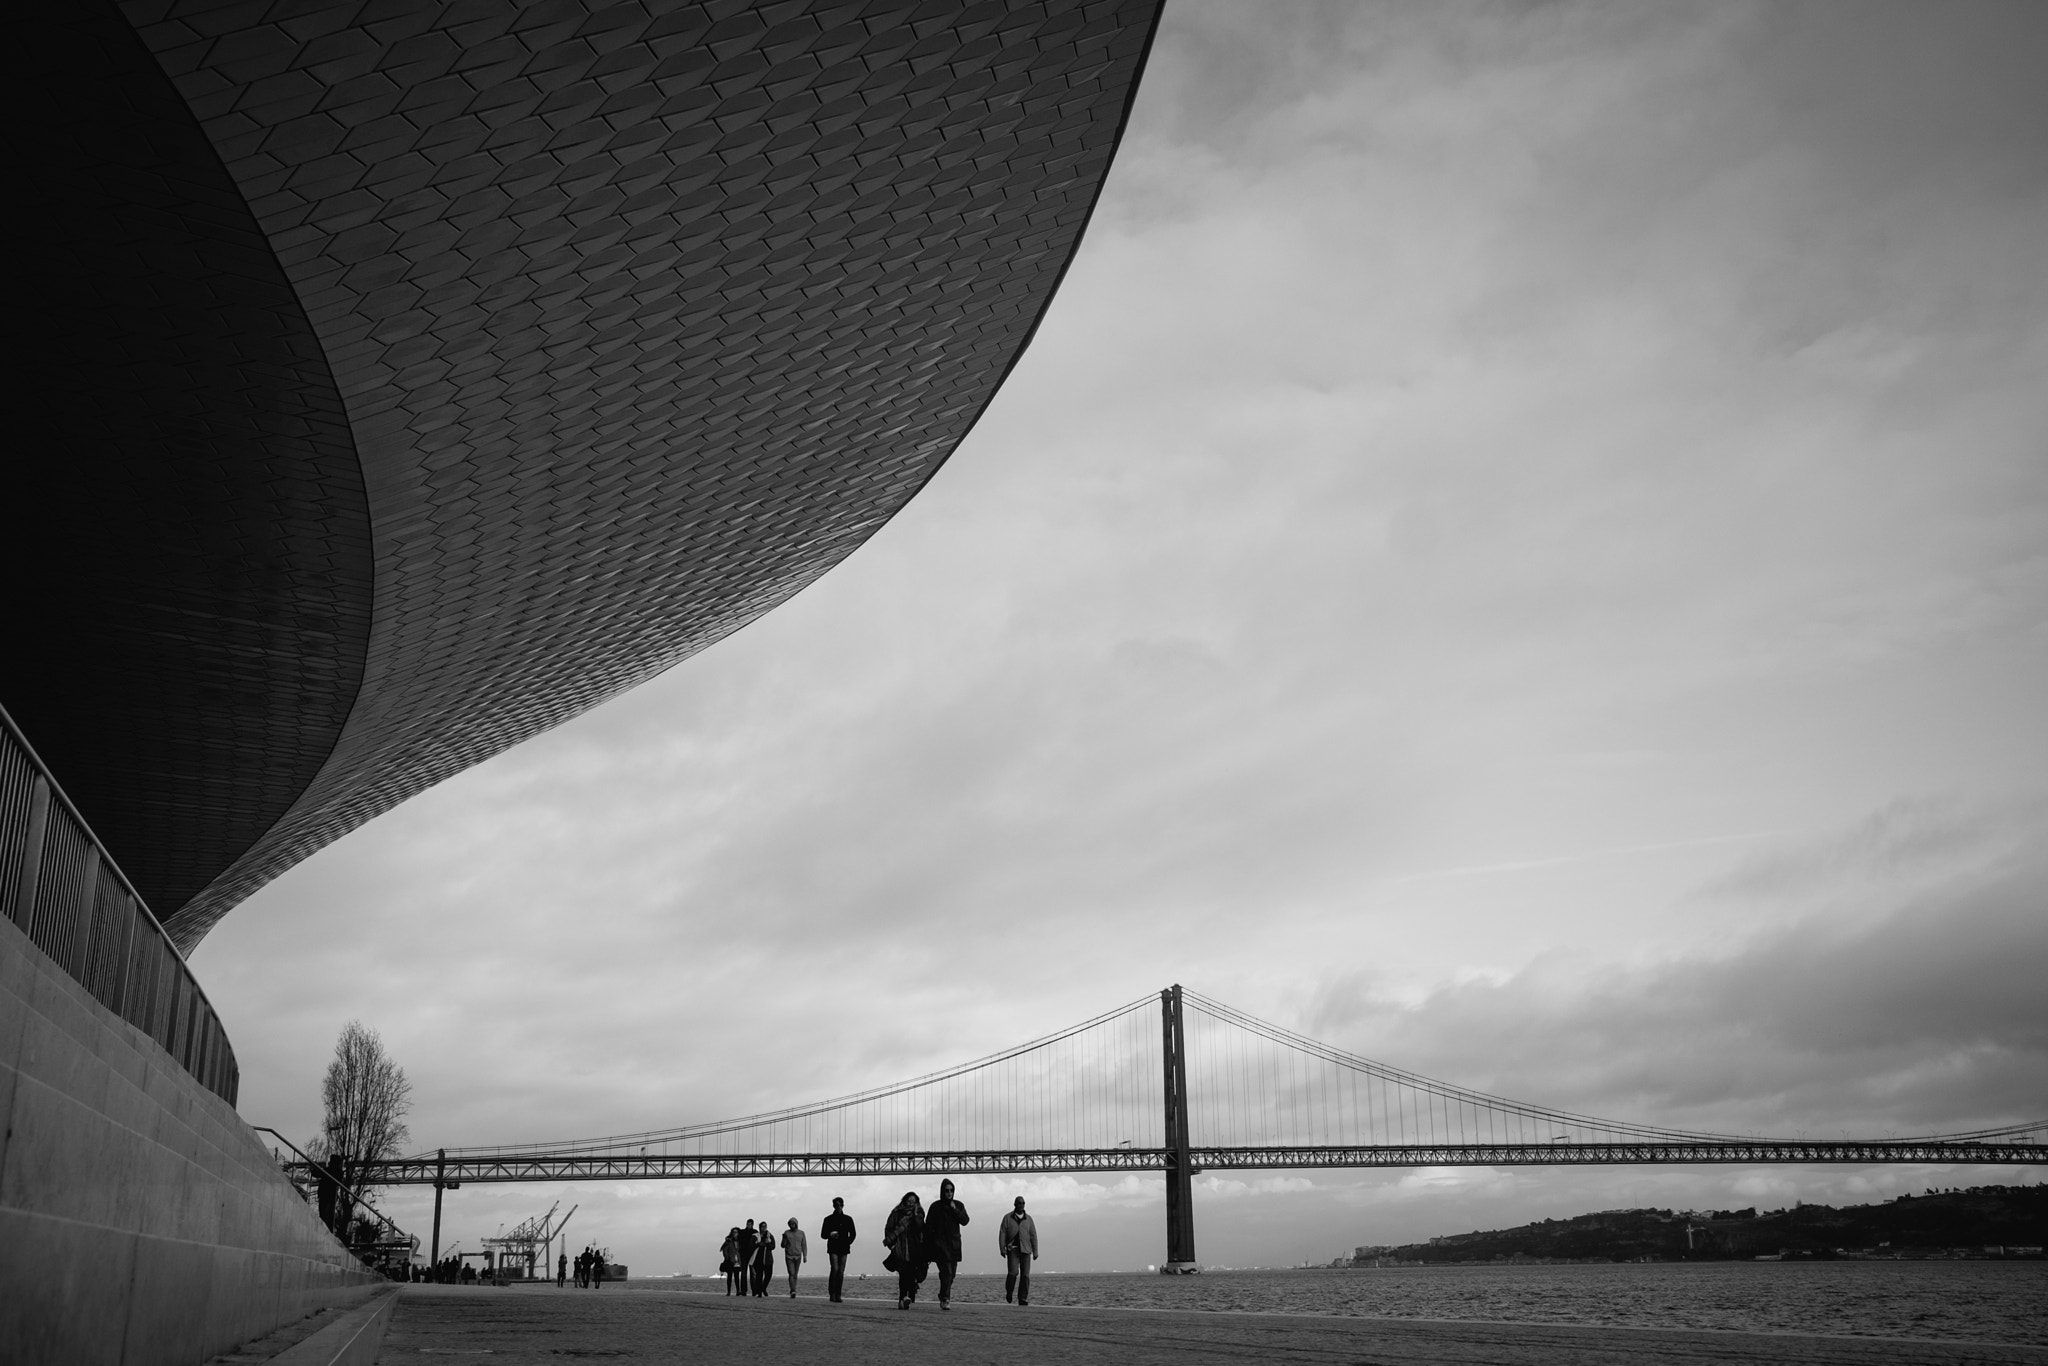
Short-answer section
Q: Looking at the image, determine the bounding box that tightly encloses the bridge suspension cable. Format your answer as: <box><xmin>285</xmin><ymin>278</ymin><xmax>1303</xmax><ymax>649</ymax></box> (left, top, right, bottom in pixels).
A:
<box><xmin>366</xmin><ymin>986</ymin><xmax>2042</xmax><ymax>1186</ymax></box>
<box><xmin>1178</xmin><ymin>989</ymin><xmax>2044</xmax><ymax>1151</ymax></box>
<box><xmin>429</xmin><ymin>991</ymin><xmax>1165</xmax><ymax>1162</ymax></box>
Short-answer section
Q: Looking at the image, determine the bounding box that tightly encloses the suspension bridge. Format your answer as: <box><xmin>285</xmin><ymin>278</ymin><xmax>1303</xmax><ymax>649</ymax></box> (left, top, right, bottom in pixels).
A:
<box><xmin>317</xmin><ymin>986</ymin><xmax>2045</xmax><ymax>1270</ymax></box>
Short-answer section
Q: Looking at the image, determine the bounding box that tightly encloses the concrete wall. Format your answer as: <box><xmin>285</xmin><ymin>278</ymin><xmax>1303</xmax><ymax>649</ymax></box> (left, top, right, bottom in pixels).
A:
<box><xmin>1</xmin><ymin>916</ymin><xmax>381</xmax><ymax>1365</ymax></box>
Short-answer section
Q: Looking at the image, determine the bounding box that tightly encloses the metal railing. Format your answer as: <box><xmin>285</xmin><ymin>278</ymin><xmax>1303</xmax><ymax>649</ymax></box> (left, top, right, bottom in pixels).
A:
<box><xmin>253</xmin><ymin>1126</ymin><xmax>418</xmax><ymax>1274</ymax></box>
<box><xmin>1</xmin><ymin>704</ymin><xmax>238</xmax><ymax>1106</ymax></box>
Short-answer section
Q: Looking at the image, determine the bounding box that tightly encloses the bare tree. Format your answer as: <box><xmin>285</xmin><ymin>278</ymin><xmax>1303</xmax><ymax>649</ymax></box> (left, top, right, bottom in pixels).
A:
<box><xmin>319</xmin><ymin>1019</ymin><xmax>413</xmax><ymax>1161</ymax></box>
<box><xmin>312</xmin><ymin>1020</ymin><xmax>413</xmax><ymax>1234</ymax></box>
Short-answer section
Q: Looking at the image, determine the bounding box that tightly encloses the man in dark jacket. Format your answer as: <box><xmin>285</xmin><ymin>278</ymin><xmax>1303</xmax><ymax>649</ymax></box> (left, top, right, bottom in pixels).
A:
<box><xmin>820</xmin><ymin>1197</ymin><xmax>856</xmax><ymax>1303</ymax></box>
<box><xmin>924</xmin><ymin>1178</ymin><xmax>970</xmax><ymax>1309</ymax></box>
<box><xmin>750</xmin><ymin>1220</ymin><xmax>776</xmax><ymax>1296</ymax></box>
<box><xmin>736</xmin><ymin>1220</ymin><xmax>759</xmax><ymax>1291</ymax></box>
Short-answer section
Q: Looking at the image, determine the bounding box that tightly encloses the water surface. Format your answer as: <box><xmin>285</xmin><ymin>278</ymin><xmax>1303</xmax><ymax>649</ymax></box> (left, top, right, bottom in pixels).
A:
<box><xmin>649</xmin><ymin>1263</ymin><xmax>2047</xmax><ymax>1344</ymax></box>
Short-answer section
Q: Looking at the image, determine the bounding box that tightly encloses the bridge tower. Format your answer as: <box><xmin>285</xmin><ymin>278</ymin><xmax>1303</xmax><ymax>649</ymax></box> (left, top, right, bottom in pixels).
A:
<box><xmin>1161</xmin><ymin>984</ymin><xmax>1197</xmax><ymax>1272</ymax></box>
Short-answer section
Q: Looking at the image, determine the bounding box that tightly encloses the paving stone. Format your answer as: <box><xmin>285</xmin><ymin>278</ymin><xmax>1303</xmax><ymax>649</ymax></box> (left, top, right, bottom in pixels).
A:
<box><xmin>372</xmin><ymin>1285</ymin><xmax>2048</xmax><ymax>1366</ymax></box>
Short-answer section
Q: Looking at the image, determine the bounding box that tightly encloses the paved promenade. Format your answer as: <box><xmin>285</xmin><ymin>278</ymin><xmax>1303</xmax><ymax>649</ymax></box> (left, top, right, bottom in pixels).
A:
<box><xmin>373</xmin><ymin>1285</ymin><xmax>2045</xmax><ymax>1365</ymax></box>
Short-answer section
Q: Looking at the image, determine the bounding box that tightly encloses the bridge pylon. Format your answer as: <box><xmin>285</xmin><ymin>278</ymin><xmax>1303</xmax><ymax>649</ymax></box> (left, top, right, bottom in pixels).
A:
<box><xmin>1161</xmin><ymin>984</ymin><xmax>1197</xmax><ymax>1272</ymax></box>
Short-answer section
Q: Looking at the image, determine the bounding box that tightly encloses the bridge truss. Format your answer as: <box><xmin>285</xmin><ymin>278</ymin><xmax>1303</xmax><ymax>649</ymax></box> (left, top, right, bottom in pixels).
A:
<box><xmin>349</xmin><ymin>1137</ymin><xmax>2043</xmax><ymax>1186</ymax></box>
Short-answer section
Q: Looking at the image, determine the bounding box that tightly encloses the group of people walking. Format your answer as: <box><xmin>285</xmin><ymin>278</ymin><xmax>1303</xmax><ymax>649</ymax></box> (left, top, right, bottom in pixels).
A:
<box><xmin>720</xmin><ymin>1187</ymin><xmax>1039</xmax><ymax>1310</ymax></box>
<box><xmin>556</xmin><ymin>1246</ymin><xmax>610</xmax><ymax>1288</ymax></box>
<box><xmin>719</xmin><ymin>1217</ymin><xmax>802</xmax><ymax>1297</ymax></box>
<box><xmin>419</xmin><ymin>1255</ymin><xmax>472</xmax><ymax>1284</ymax></box>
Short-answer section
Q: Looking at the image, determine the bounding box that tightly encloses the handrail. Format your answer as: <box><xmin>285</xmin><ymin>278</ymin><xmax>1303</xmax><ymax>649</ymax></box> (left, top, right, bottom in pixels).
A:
<box><xmin>252</xmin><ymin>1125</ymin><xmax>418</xmax><ymax>1258</ymax></box>
<box><xmin>0</xmin><ymin>702</ymin><xmax>238</xmax><ymax>1104</ymax></box>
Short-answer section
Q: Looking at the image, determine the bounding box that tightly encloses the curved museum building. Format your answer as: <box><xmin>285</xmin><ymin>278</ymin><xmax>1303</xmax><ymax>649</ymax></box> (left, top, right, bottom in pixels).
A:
<box><xmin>0</xmin><ymin>2</ymin><xmax>1161</xmax><ymax>1360</ymax></box>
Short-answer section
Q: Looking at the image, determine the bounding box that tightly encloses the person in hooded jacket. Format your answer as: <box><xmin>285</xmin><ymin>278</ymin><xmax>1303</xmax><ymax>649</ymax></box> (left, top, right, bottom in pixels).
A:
<box><xmin>923</xmin><ymin>1178</ymin><xmax>970</xmax><ymax>1309</ymax></box>
<box><xmin>883</xmin><ymin>1191</ymin><xmax>926</xmax><ymax>1309</ymax></box>
<box><xmin>780</xmin><ymin>1217</ymin><xmax>807</xmax><ymax>1298</ymax></box>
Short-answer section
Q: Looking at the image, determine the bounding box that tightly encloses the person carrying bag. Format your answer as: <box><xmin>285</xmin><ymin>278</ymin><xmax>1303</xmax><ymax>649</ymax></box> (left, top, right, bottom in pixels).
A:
<box><xmin>882</xmin><ymin>1191</ymin><xmax>926</xmax><ymax>1309</ymax></box>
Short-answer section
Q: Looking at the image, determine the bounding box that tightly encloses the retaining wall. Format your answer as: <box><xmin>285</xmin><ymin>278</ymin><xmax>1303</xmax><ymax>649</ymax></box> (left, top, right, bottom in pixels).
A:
<box><xmin>0</xmin><ymin>915</ymin><xmax>381</xmax><ymax>1365</ymax></box>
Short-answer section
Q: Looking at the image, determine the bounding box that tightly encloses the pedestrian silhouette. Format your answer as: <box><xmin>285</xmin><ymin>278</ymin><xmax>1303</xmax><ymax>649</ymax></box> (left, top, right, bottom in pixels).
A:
<box><xmin>925</xmin><ymin>1178</ymin><xmax>970</xmax><ymax>1309</ymax></box>
<box><xmin>884</xmin><ymin>1191</ymin><xmax>926</xmax><ymax>1310</ymax></box>
<box><xmin>721</xmin><ymin>1228</ymin><xmax>742</xmax><ymax>1296</ymax></box>
<box><xmin>821</xmin><ymin>1197</ymin><xmax>856</xmax><ymax>1303</ymax></box>
<box><xmin>999</xmin><ymin>1196</ymin><xmax>1038</xmax><ymax>1306</ymax></box>
<box><xmin>780</xmin><ymin>1217</ymin><xmax>807</xmax><ymax>1298</ymax></box>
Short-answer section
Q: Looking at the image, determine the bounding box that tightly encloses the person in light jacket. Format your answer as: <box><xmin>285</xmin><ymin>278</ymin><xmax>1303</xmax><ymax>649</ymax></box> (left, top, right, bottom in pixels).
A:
<box><xmin>923</xmin><ymin>1178</ymin><xmax>970</xmax><ymax>1309</ymax></box>
<box><xmin>883</xmin><ymin>1191</ymin><xmax>926</xmax><ymax>1310</ymax></box>
<box><xmin>780</xmin><ymin>1217</ymin><xmax>807</xmax><ymax>1298</ymax></box>
<box><xmin>997</xmin><ymin>1195</ymin><xmax>1038</xmax><ymax>1306</ymax></box>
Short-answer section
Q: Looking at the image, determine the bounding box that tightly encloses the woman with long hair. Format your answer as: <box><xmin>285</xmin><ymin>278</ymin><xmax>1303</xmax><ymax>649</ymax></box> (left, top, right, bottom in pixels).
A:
<box><xmin>882</xmin><ymin>1191</ymin><xmax>926</xmax><ymax>1309</ymax></box>
<box><xmin>721</xmin><ymin>1228</ymin><xmax>742</xmax><ymax>1296</ymax></box>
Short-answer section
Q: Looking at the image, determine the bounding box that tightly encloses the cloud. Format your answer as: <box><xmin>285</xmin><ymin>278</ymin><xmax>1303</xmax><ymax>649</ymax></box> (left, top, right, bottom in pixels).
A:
<box><xmin>1197</xmin><ymin>1175</ymin><xmax>1321</xmax><ymax>1201</ymax></box>
<box><xmin>1308</xmin><ymin>814</ymin><xmax>2048</xmax><ymax>1135</ymax></box>
<box><xmin>1699</xmin><ymin>795</ymin><xmax>2043</xmax><ymax>904</ymax></box>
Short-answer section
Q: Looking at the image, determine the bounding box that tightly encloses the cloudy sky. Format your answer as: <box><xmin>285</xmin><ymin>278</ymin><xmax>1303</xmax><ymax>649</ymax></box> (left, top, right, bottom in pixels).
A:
<box><xmin>194</xmin><ymin>0</ymin><xmax>2047</xmax><ymax>1273</ymax></box>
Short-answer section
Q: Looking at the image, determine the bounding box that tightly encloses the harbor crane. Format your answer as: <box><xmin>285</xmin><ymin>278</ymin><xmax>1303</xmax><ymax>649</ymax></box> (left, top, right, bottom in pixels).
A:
<box><xmin>481</xmin><ymin>1201</ymin><xmax>578</xmax><ymax>1280</ymax></box>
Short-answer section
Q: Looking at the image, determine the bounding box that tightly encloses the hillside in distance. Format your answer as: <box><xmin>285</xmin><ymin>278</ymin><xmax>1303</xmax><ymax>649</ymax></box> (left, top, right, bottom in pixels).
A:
<box><xmin>1349</xmin><ymin>1184</ymin><xmax>2047</xmax><ymax>1264</ymax></box>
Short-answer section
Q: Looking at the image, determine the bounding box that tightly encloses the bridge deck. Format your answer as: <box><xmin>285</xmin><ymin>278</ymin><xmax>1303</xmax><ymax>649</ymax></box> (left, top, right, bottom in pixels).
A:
<box><xmin>328</xmin><ymin>1141</ymin><xmax>2043</xmax><ymax>1185</ymax></box>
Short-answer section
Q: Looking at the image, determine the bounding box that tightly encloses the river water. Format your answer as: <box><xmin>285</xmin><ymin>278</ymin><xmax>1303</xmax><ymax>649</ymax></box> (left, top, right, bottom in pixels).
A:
<box><xmin>724</xmin><ymin>1263</ymin><xmax>2046</xmax><ymax>1344</ymax></box>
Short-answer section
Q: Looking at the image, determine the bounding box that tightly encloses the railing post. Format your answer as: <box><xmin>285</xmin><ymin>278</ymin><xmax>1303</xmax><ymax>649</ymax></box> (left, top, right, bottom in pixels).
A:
<box><xmin>9</xmin><ymin>776</ymin><xmax>51</xmax><ymax>930</ymax></box>
<box><xmin>1161</xmin><ymin>984</ymin><xmax>1196</xmax><ymax>1271</ymax></box>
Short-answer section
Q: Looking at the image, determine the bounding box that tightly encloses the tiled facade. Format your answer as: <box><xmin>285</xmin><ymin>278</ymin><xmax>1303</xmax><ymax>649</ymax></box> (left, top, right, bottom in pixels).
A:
<box><xmin>6</xmin><ymin>0</ymin><xmax>1161</xmax><ymax>949</ymax></box>
<box><xmin>0</xmin><ymin>9</ymin><xmax>1159</xmax><ymax>1354</ymax></box>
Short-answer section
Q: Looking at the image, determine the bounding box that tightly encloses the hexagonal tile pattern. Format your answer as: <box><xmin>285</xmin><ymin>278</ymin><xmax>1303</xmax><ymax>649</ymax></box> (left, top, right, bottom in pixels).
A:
<box><xmin>107</xmin><ymin>0</ymin><xmax>1160</xmax><ymax>948</ymax></box>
